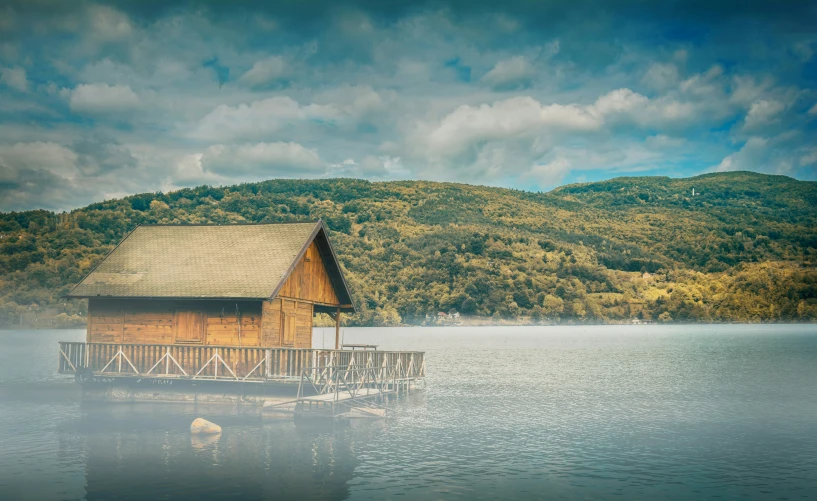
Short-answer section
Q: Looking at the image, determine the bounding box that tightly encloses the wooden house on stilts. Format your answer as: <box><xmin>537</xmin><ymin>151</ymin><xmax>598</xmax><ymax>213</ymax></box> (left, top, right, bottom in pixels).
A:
<box><xmin>57</xmin><ymin>221</ymin><xmax>424</xmax><ymax>411</ymax></box>
<box><xmin>67</xmin><ymin>221</ymin><xmax>353</xmax><ymax>350</ymax></box>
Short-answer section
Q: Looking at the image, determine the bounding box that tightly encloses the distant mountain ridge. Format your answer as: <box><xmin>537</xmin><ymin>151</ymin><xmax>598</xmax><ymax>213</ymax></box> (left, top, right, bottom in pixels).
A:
<box><xmin>1</xmin><ymin>171</ymin><xmax>815</xmax><ymax>327</ymax></box>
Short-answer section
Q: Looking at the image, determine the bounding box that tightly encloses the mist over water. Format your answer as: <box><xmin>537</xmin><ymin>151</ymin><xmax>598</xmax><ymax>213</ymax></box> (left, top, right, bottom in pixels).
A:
<box><xmin>1</xmin><ymin>325</ymin><xmax>816</xmax><ymax>500</ymax></box>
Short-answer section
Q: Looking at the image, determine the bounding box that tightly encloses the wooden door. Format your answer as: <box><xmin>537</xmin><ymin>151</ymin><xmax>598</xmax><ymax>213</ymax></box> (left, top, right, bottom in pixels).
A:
<box><xmin>175</xmin><ymin>311</ymin><xmax>204</xmax><ymax>343</ymax></box>
<box><xmin>295</xmin><ymin>302</ymin><xmax>314</xmax><ymax>348</ymax></box>
<box><xmin>281</xmin><ymin>300</ymin><xmax>297</xmax><ymax>346</ymax></box>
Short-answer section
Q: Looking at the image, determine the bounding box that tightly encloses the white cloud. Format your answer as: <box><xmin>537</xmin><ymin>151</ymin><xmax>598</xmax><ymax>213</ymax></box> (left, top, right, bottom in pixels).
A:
<box><xmin>240</xmin><ymin>56</ymin><xmax>288</xmax><ymax>87</ymax></box>
<box><xmin>730</xmin><ymin>75</ymin><xmax>775</xmax><ymax>106</ymax></box>
<box><xmin>714</xmin><ymin>137</ymin><xmax>767</xmax><ymax>172</ymax></box>
<box><xmin>743</xmin><ymin>99</ymin><xmax>785</xmax><ymax>129</ymax></box>
<box><xmin>641</xmin><ymin>62</ymin><xmax>680</xmax><ymax>91</ymax></box>
<box><xmin>712</xmin><ymin>134</ymin><xmax>807</xmax><ymax>176</ymax></box>
<box><xmin>200</xmin><ymin>142</ymin><xmax>325</xmax><ymax>178</ymax></box>
<box><xmin>539</xmin><ymin>142</ymin><xmax>670</xmax><ymax>175</ymax></box>
<box><xmin>328</xmin><ymin>155</ymin><xmax>407</xmax><ymax>178</ymax></box>
<box><xmin>356</xmin><ymin>156</ymin><xmax>389</xmax><ymax>176</ymax></box>
<box><xmin>793</xmin><ymin>40</ymin><xmax>814</xmax><ymax>62</ymax></box>
<box><xmin>69</xmin><ymin>83</ymin><xmax>140</xmax><ymax>114</ymax></box>
<box><xmin>172</xmin><ymin>153</ymin><xmax>208</xmax><ymax>183</ymax></box>
<box><xmin>405</xmin><ymin>81</ymin><xmax>727</xmax><ymax>185</ymax></box>
<box><xmin>193</xmin><ymin>88</ymin><xmax>385</xmax><ymax>141</ymax></box>
<box><xmin>0</xmin><ymin>142</ymin><xmax>79</xmax><ymax>178</ymax></box>
<box><xmin>193</xmin><ymin>96</ymin><xmax>328</xmax><ymax>141</ymax></box>
<box><xmin>312</xmin><ymin>85</ymin><xmax>386</xmax><ymax>117</ymax></box>
<box><xmin>395</xmin><ymin>60</ymin><xmax>431</xmax><ymax>83</ymax></box>
<box><xmin>592</xmin><ymin>88</ymin><xmax>649</xmax><ymax>115</ymax></box>
<box><xmin>152</xmin><ymin>59</ymin><xmax>194</xmax><ymax>84</ymax></box>
<box><xmin>595</xmin><ymin>88</ymin><xmax>701</xmax><ymax>127</ymax></box>
<box><xmin>0</xmin><ymin>139</ymin><xmax>158</xmax><ymax>211</ymax></box>
<box><xmin>424</xmin><ymin>96</ymin><xmax>601</xmax><ymax>158</ymax></box>
<box><xmin>326</xmin><ymin>157</ymin><xmax>359</xmax><ymax>176</ymax></box>
<box><xmin>480</xmin><ymin>56</ymin><xmax>536</xmax><ymax>89</ymax></box>
<box><xmin>79</xmin><ymin>58</ymin><xmax>137</xmax><ymax>85</ymax></box>
<box><xmin>87</xmin><ymin>4</ymin><xmax>134</xmax><ymax>43</ymax></box>
<box><xmin>680</xmin><ymin>65</ymin><xmax>724</xmax><ymax>96</ymax></box>
<box><xmin>800</xmin><ymin>150</ymin><xmax>817</xmax><ymax>166</ymax></box>
<box><xmin>528</xmin><ymin>157</ymin><xmax>572</xmax><ymax>188</ymax></box>
<box><xmin>645</xmin><ymin>134</ymin><xmax>686</xmax><ymax>149</ymax></box>
<box><xmin>0</xmin><ymin>66</ymin><xmax>27</xmax><ymax>91</ymax></box>
<box><xmin>419</xmin><ymin>87</ymin><xmax>700</xmax><ymax>162</ymax></box>
<box><xmin>0</xmin><ymin>142</ymin><xmax>88</xmax><ymax>210</ymax></box>
<box><xmin>808</xmin><ymin>103</ymin><xmax>817</xmax><ymax>115</ymax></box>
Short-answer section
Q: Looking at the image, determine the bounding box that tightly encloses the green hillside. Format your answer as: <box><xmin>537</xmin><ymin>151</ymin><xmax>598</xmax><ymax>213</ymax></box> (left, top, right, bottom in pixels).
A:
<box><xmin>2</xmin><ymin>171</ymin><xmax>816</xmax><ymax>328</ymax></box>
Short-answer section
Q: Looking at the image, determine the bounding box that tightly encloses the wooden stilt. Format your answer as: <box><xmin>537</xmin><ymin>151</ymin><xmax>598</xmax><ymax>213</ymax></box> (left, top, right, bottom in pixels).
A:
<box><xmin>335</xmin><ymin>308</ymin><xmax>341</xmax><ymax>350</ymax></box>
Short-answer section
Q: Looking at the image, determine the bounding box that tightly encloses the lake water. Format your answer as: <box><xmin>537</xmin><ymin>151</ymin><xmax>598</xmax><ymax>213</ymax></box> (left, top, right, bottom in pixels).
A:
<box><xmin>1</xmin><ymin>325</ymin><xmax>816</xmax><ymax>500</ymax></box>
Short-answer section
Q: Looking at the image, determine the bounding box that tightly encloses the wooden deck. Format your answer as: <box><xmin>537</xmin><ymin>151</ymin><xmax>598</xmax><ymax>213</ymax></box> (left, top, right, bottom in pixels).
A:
<box><xmin>58</xmin><ymin>341</ymin><xmax>425</xmax><ymax>384</ymax></box>
<box><xmin>300</xmin><ymin>388</ymin><xmax>389</xmax><ymax>402</ymax></box>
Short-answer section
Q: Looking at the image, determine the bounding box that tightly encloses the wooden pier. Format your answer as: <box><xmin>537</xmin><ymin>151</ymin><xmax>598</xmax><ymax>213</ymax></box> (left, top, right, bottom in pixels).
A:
<box><xmin>56</xmin><ymin>222</ymin><xmax>425</xmax><ymax>417</ymax></box>
<box><xmin>294</xmin><ymin>361</ymin><xmax>417</xmax><ymax>418</ymax></box>
<box><xmin>59</xmin><ymin>342</ymin><xmax>424</xmax><ymax>382</ymax></box>
<box><xmin>58</xmin><ymin>341</ymin><xmax>424</xmax><ymax>416</ymax></box>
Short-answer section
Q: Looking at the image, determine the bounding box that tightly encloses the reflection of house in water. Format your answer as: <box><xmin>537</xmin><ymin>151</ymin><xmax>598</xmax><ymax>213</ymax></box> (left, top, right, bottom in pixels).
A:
<box><xmin>79</xmin><ymin>405</ymin><xmax>363</xmax><ymax>501</ymax></box>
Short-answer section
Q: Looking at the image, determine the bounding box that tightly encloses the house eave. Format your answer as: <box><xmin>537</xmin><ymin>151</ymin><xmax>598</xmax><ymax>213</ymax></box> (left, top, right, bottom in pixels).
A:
<box><xmin>67</xmin><ymin>295</ymin><xmax>270</xmax><ymax>301</ymax></box>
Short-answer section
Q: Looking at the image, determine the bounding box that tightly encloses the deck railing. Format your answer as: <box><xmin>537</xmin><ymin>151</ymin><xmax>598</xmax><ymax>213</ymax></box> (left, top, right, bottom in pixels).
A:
<box><xmin>58</xmin><ymin>342</ymin><xmax>425</xmax><ymax>382</ymax></box>
<box><xmin>297</xmin><ymin>363</ymin><xmax>417</xmax><ymax>402</ymax></box>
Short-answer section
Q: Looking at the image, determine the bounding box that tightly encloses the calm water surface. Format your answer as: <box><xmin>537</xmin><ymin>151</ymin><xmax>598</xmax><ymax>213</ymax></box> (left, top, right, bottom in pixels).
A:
<box><xmin>1</xmin><ymin>325</ymin><xmax>816</xmax><ymax>500</ymax></box>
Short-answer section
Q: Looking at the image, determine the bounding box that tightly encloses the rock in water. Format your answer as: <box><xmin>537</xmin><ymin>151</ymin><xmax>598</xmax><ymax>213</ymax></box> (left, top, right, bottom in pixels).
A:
<box><xmin>190</xmin><ymin>418</ymin><xmax>222</xmax><ymax>435</ymax></box>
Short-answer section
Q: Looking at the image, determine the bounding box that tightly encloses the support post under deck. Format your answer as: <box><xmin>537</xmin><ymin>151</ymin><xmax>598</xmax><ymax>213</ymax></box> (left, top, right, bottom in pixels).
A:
<box><xmin>334</xmin><ymin>308</ymin><xmax>341</xmax><ymax>350</ymax></box>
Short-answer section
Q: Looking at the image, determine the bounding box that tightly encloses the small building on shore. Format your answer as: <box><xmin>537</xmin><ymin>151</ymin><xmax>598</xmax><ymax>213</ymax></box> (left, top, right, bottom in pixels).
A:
<box><xmin>66</xmin><ymin>221</ymin><xmax>356</xmax><ymax>349</ymax></box>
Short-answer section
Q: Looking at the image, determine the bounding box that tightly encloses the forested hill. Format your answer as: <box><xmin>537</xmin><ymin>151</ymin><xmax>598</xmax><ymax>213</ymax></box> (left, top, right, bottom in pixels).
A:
<box><xmin>2</xmin><ymin>171</ymin><xmax>816</xmax><ymax>328</ymax></box>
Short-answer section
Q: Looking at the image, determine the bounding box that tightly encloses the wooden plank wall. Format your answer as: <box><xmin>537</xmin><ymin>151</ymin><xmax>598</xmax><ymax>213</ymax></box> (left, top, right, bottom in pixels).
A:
<box><xmin>281</xmin><ymin>300</ymin><xmax>297</xmax><ymax>346</ymax></box>
<box><xmin>260</xmin><ymin>299</ymin><xmax>313</xmax><ymax>348</ymax></box>
<box><xmin>206</xmin><ymin>306</ymin><xmax>260</xmax><ymax>346</ymax></box>
<box><xmin>277</xmin><ymin>241</ymin><xmax>340</xmax><ymax>305</ymax></box>
<box><xmin>270</xmin><ymin>239</ymin><xmax>343</xmax><ymax>350</ymax></box>
<box><xmin>295</xmin><ymin>301</ymin><xmax>312</xmax><ymax>348</ymax></box>
<box><xmin>88</xmin><ymin>298</ymin><xmax>262</xmax><ymax>347</ymax></box>
<box><xmin>261</xmin><ymin>300</ymin><xmax>282</xmax><ymax>346</ymax></box>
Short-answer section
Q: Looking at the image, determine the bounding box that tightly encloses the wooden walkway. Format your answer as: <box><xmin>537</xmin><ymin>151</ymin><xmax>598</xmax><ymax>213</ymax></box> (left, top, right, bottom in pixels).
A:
<box><xmin>294</xmin><ymin>363</ymin><xmax>418</xmax><ymax>418</ymax></box>
<box><xmin>299</xmin><ymin>388</ymin><xmax>390</xmax><ymax>402</ymax></box>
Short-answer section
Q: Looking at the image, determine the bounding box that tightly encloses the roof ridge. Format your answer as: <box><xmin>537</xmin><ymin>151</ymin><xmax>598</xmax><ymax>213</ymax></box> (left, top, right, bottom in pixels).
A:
<box><xmin>138</xmin><ymin>220</ymin><xmax>321</xmax><ymax>227</ymax></box>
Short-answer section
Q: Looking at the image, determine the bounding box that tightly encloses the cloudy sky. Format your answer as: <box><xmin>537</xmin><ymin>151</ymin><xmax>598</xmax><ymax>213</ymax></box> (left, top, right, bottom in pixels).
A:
<box><xmin>0</xmin><ymin>0</ymin><xmax>816</xmax><ymax>211</ymax></box>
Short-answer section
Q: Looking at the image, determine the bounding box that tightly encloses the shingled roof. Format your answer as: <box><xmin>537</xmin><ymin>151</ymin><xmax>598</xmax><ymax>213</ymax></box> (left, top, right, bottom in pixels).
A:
<box><xmin>67</xmin><ymin>221</ymin><xmax>354</xmax><ymax>310</ymax></box>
